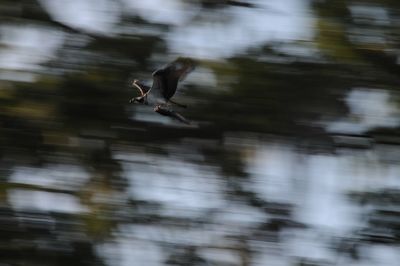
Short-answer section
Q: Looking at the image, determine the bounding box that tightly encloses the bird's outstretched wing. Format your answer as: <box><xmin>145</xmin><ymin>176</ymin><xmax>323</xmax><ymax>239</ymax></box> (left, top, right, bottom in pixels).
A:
<box><xmin>132</xmin><ymin>80</ymin><xmax>151</xmax><ymax>97</ymax></box>
<box><xmin>152</xmin><ymin>57</ymin><xmax>196</xmax><ymax>100</ymax></box>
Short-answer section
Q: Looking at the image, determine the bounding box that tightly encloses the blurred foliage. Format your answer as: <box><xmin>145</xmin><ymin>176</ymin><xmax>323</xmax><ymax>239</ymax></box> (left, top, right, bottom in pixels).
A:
<box><xmin>0</xmin><ymin>0</ymin><xmax>400</xmax><ymax>265</ymax></box>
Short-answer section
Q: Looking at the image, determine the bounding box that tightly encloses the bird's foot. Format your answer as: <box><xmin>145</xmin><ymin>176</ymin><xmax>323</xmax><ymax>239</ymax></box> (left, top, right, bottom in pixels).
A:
<box><xmin>154</xmin><ymin>105</ymin><xmax>190</xmax><ymax>124</ymax></box>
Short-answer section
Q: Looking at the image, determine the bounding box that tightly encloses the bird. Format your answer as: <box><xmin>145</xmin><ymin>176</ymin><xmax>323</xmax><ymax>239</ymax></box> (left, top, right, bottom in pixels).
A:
<box><xmin>130</xmin><ymin>57</ymin><xmax>196</xmax><ymax>124</ymax></box>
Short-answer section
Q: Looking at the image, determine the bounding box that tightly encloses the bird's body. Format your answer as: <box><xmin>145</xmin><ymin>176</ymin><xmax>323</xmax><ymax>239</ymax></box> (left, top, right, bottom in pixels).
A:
<box><xmin>130</xmin><ymin>58</ymin><xmax>196</xmax><ymax>124</ymax></box>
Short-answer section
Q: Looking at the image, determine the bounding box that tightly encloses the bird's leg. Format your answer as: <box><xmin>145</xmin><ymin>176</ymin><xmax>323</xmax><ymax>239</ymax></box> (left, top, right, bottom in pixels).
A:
<box><xmin>154</xmin><ymin>105</ymin><xmax>190</xmax><ymax>124</ymax></box>
<box><xmin>168</xmin><ymin>99</ymin><xmax>187</xmax><ymax>108</ymax></box>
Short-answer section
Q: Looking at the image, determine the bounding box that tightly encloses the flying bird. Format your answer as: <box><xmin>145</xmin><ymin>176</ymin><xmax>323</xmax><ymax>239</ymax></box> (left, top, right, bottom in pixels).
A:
<box><xmin>130</xmin><ymin>58</ymin><xmax>196</xmax><ymax>124</ymax></box>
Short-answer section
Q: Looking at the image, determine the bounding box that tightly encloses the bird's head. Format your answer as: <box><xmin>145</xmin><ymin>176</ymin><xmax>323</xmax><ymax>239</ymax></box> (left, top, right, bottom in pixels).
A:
<box><xmin>129</xmin><ymin>96</ymin><xmax>145</xmax><ymax>104</ymax></box>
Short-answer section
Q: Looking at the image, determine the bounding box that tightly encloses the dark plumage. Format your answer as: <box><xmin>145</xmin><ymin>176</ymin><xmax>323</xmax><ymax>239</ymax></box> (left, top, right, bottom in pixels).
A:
<box><xmin>153</xmin><ymin>105</ymin><xmax>190</xmax><ymax>124</ymax></box>
<box><xmin>130</xmin><ymin>57</ymin><xmax>196</xmax><ymax>124</ymax></box>
<box><xmin>152</xmin><ymin>57</ymin><xmax>195</xmax><ymax>101</ymax></box>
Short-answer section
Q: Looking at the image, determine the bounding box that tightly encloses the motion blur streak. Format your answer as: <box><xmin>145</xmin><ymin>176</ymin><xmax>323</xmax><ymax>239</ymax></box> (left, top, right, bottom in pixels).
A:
<box><xmin>1</xmin><ymin>0</ymin><xmax>400</xmax><ymax>266</ymax></box>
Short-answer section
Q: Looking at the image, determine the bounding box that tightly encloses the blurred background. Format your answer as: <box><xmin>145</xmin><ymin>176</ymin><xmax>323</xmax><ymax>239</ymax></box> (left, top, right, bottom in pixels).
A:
<box><xmin>1</xmin><ymin>0</ymin><xmax>400</xmax><ymax>265</ymax></box>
